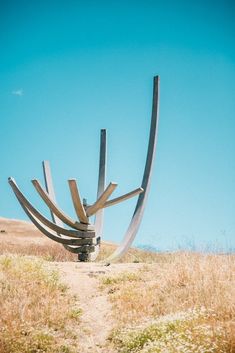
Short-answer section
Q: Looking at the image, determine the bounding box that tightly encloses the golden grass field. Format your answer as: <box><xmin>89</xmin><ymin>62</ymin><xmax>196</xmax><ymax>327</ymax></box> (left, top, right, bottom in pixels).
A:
<box><xmin>0</xmin><ymin>217</ymin><xmax>234</xmax><ymax>353</ymax></box>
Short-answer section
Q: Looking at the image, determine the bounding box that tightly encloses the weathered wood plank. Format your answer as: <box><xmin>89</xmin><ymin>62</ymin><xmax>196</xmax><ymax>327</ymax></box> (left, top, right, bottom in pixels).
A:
<box><xmin>12</xmin><ymin>193</ymin><xmax>94</xmax><ymax>246</ymax></box>
<box><xmin>8</xmin><ymin>177</ymin><xmax>95</xmax><ymax>238</ymax></box>
<box><xmin>86</xmin><ymin>182</ymin><xmax>117</xmax><ymax>217</ymax></box>
<box><xmin>32</xmin><ymin>179</ymin><xmax>95</xmax><ymax>231</ymax></box>
<box><xmin>104</xmin><ymin>187</ymin><xmax>144</xmax><ymax>208</ymax></box>
<box><xmin>63</xmin><ymin>244</ymin><xmax>96</xmax><ymax>254</ymax></box>
<box><xmin>68</xmin><ymin>179</ymin><xmax>89</xmax><ymax>223</ymax></box>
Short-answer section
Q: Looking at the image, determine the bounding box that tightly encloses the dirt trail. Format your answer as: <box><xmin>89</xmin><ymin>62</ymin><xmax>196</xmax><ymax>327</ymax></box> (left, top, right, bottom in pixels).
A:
<box><xmin>53</xmin><ymin>262</ymin><xmax>142</xmax><ymax>353</ymax></box>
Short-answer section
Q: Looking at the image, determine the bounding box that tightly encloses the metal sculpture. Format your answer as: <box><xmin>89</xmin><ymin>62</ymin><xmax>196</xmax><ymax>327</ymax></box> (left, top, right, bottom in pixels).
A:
<box><xmin>9</xmin><ymin>76</ymin><xmax>160</xmax><ymax>262</ymax></box>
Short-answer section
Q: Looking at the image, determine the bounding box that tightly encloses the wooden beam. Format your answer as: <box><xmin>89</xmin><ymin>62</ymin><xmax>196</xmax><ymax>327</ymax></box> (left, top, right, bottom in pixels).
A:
<box><xmin>86</xmin><ymin>182</ymin><xmax>117</xmax><ymax>217</ymax></box>
<box><xmin>12</xmin><ymin>192</ymin><xmax>94</xmax><ymax>246</ymax></box>
<box><xmin>104</xmin><ymin>187</ymin><xmax>144</xmax><ymax>208</ymax></box>
<box><xmin>32</xmin><ymin>179</ymin><xmax>94</xmax><ymax>231</ymax></box>
<box><xmin>8</xmin><ymin>177</ymin><xmax>95</xmax><ymax>238</ymax></box>
<box><xmin>63</xmin><ymin>244</ymin><xmax>96</xmax><ymax>254</ymax></box>
<box><xmin>68</xmin><ymin>179</ymin><xmax>89</xmax><ymax>224</ymax></box>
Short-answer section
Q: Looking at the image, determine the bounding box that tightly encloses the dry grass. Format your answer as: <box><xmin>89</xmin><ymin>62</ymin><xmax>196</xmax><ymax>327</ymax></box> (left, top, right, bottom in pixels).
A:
<box><xmin>110</xmin><ymin>308</ymin><xmax>232</xmax><ymax>353</ymax></box>
<box><xmin>0</xmin><ymin>217</ymin><xmax>166</xmax><ymax>263</ymax></box>
<box><xmin>0</xmin><ymin>255</ymin><xmax>81</xmax><ymax>353</ymax></box>
<box><xmin>0</xmin><ymin>238</ymin><xmax>77</xmax><ymax>261</ymax></box>
<box><xmin>101</xmin><ymin>252</ymin><xmax>235</xmax><ymax>352</ymax></box>
<box><xmin>0</xmin><ymin>217</ymin><xmax>77</xmax><ymax>261</ymax></box>
<box><xmin>0</xmin><ymin>234</ymin><xmax>164</xmax><ymax>263</ymax></box>
<box><xmin>1</xmin><ymin>217</ymin><xmax>234</xmax><ymax>352</ymax></box>
<box><xmin>97</xmin><ymin>242</ymin><xmax>170</xmax><ymax>263</ymax></box>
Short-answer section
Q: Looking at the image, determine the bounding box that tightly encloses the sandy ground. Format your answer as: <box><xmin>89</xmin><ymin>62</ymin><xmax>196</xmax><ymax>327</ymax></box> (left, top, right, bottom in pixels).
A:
<box><xmin>53</xmin><ymin>261</ymin><xmax>143</xmax><ymax>353</ymax></box>
<box><xmin>0</xmin><ymin>216</ymin><xmax>46</xmax><ymax>243</ymax></box>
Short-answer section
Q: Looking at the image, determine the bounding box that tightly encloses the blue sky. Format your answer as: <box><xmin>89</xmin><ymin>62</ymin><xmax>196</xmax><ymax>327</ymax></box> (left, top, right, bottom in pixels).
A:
<box><xmin>0</xmin><ymin>0</ymin><xmax>234</xmax><ymax>251</ymax></box>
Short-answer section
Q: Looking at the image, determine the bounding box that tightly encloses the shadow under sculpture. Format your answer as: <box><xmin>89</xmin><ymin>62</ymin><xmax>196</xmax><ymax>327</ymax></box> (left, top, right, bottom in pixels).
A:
<box><xmin>9</xmin><ymin>76</ymin><xmax>160</xmax><ymax>262</ymax></box>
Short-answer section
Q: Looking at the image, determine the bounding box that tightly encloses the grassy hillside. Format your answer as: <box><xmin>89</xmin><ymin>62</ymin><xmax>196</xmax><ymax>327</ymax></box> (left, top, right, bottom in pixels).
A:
<box><xmin>0</xmin><ymin>255</ymin><xmax>81</xmax><ymax>353</ymax></box>
<box><xmin>0</xmin><ymin>216</ymin><xmax>166</xmax><ymax>263</ymax></box>
<box><xmin>101</xmin><ymin>252</ymin><xmax>234</xmax><ymax>352</ymax></box>
<box><xmin>0</xmin><ymin>217</ymin><xmax>234</xmax><ymax>352</ymax></box>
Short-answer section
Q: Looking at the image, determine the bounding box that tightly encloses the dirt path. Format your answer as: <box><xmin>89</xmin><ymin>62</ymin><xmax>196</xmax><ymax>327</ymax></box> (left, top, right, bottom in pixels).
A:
<box><xmin>53</xmin><ymin>262</ymin><xmax>143</xmax><ymax>353</ymax></box>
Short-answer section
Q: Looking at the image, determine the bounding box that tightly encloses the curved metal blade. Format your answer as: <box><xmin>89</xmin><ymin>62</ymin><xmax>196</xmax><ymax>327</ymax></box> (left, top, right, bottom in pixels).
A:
<box><xmin>94</xmin><ymin>129</ymin><xmax>107</xmax><ymax>235</ymax></box>
<box><xmin>90</xmin><ymin>129</ymin><xmax>107</xmax><ymax>261</ymax></box>
<box><xmin>106</xmin><ymin>76</ymin><xmax>160</xmax><ymax>262</ymax></box>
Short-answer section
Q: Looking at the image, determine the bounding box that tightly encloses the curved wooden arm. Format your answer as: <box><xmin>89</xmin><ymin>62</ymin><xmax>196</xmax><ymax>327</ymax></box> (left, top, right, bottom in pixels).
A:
<box><xmin>103</xmin><ymin>187</ymin><xmax>144</xmax><ymax>208</ymax></box>
<box><xmin>8</xmin><ymin>178</ymin><xmax>95</xmax><ymax>239</ymax></box>
<box><xmin>32</xmin><ymin>179</ymin><xmax>94</xmax><ymax>231</ymax></box>
<box><xmin>12</xmin><ymin>192</ymin><xmax>94</xmax><ymax>246</ymax></box>
<box><xmin>68</xmin><ymin>179</ymin><xmax>88</xmax><ymax>223</ymax></box>
<box><xmin>63</xmin><ymin>244</ymin><xmax>96</xmax><ymax>254</ymax></box>
<box><xmin>86</xmin><ymin>182</ymin><xmax>117</xmax><ymax>217</ymax></box>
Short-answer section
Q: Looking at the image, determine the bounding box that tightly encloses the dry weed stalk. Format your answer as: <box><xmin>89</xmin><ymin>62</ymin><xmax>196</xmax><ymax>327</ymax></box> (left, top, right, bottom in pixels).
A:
<box><xmin>102</xmin><ymin>252</ymin><xmax>235</xmax><ymax>352</ymax></box>
<box><xmin>0</xmin><ymin>231</ymin><xmax>166</xmax><ymax>263</ymax></box>
<box><xmin>0</xmin><ymin>255</ymin><xmax>81</xmax><ymax>353</ymax></box>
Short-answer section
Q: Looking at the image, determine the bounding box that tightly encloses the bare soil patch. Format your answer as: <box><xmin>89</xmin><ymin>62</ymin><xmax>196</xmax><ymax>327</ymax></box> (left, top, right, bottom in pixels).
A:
<box><xmin>53</xmin><ymin>262</ymin><xmax>143</xmax><ymax>352</ymax></box>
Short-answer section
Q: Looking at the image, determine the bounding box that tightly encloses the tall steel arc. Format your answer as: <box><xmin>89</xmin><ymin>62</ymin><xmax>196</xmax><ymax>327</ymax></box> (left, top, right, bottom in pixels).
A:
<box><xmin>94</xmin><ymin>129</ymin><xmax>107</xmax><ymax>235</ymax></box>
<box><xmin>91</xmin><ymin>129</ymin><xmax>107</xmax><ymax>260</ymax></box>
<box><xmin>8</xmin><ymin>76</ymin><xmax>159</xmax><ymax>262</ymax></box>
<box><xmin>106</xmin><ymin>75</ymin><xmax>160</xmax><ymax>262</ymax></box>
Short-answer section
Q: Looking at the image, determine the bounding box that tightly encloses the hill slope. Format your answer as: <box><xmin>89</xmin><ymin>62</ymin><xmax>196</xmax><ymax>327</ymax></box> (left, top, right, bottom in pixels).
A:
<box><xmin>0</xmin><ymin>217</ymin><xmax>234</xmax><ymax>352</ymax></box>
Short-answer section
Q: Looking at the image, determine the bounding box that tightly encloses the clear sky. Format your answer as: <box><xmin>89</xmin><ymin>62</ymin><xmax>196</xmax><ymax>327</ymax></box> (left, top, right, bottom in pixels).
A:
<box><xmin>0</xmin><ymin>0</ymin><xmax>234</xmax><ymax>252</ymax></box>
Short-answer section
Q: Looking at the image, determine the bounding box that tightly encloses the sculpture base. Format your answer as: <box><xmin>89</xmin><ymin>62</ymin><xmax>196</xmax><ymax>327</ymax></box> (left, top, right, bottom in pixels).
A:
<box><xmin>77</xmin><ymin>237</ymin><xmax>101</xmax><ymax>262</ymax></box>
<box><xmin>77</xmin><ymin>252</ymin><xmax>92</xmax><ymax>262</ymax></box>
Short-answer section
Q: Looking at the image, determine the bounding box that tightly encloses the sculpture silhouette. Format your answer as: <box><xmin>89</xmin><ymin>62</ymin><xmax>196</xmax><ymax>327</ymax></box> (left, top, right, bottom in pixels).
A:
<box><xmin>9</xmin><ymin>76</ymin><xmax>160</xmax><ymax>262</ymax></box>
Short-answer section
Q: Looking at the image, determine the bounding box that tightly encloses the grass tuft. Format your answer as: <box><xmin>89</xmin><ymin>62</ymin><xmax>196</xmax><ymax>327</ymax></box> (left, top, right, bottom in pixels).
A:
<box><xmin>0</xmin><ymin>255</ymin><xmax>81</xmax><ymax>353</ymax></box>
<box><xmin>111</xmin><ymin>308</ymin><xmax>230</xmax><ymax>353</ymax></box>
<box><xmin>101</xmin><ymin>272</ymin><xmax>141</xmax><ymax>286</ymax></box>
<box><xmin>102</xmin><ymin>252</ymin><xmax>235</xmax><ymax>352</ymax></box>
